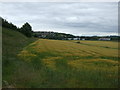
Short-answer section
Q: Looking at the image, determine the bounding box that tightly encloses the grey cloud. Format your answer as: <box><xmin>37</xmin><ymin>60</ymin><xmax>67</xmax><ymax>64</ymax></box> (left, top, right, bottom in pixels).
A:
<box><xmin>0</xmin><ymin>2</ymin><xmax>118</xmax><ymax>36</ymax></box>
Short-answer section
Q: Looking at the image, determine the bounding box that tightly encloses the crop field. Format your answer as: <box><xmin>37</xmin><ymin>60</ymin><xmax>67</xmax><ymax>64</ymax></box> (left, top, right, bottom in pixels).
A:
<box><xmin>16</xmin><ymin>39</ymin><xmax>119</xmax><ymax>88</ymax></box>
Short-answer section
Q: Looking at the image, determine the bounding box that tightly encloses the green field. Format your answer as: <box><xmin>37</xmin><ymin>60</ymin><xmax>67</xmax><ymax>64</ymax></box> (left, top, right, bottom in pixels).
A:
<box><xmin>3</xmin><ymin>28</ymin><xmax>119</xmax><ymax>88</ymax></box>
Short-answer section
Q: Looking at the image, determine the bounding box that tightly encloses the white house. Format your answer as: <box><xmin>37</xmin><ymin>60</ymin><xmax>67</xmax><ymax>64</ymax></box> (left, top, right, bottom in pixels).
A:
<box><xmin>67</xmin><ymin>38</ymin><xmax>72</xmax><ymax>40</ymax></box>
<box><xmin>67</xmin><ymin>38</ymin><xmax>80</xmax><ymax>40</ymax></box>
<box><xmin>81</xmin><ymin>38</ymin><xmax>85</xmax><ymax>40</ymax></box>
<box><xmin>73</xmin><ymin>38</ymin><xmax>80</xmax><ymax>40</ymax></box>
<box><xmin>99</xmin><ymin>38</ymin><xmax>111</xmax><ymax>41</ymax></box>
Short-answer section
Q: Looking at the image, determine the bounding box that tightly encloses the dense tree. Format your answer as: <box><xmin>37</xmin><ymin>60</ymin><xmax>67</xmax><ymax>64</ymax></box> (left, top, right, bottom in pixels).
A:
<box><xmin>33</xmin><ymin>31</ymin><xmax>76</xmax><ymax>40</ymax></box>
<box><xmin>0</xmin><ymin>17</ymin><xmax>19</xmax><ymax>31</ymax></box>
<box><xmin>1</xmin><ymin>17</ymin><xmax>33</xmax><ymax>37</ymax></box>
<box><xmin>20</xmin><ymin>22</ymin><xmax>33</xmax><ymax>37</ymax></box>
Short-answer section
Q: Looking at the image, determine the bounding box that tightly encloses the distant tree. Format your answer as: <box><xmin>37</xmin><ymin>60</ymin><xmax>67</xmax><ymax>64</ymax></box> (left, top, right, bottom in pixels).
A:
<box><xmin>20</xmin><ymin>22</ymin><xmax>32</xmax><ymax>37</ymax></box>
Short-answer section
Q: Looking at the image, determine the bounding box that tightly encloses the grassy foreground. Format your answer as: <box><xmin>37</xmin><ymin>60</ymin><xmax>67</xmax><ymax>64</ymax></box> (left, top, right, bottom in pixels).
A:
<box><xmin>2</xmin><ymin>27</ymin><xmax>37</xmax><ymax>88</ymax></box>
<box><xmin>17</xmin><ymin>39</ymin><xmax>119</xmax><ymax>88</ymax></box>
<box><xmin>2</xmin><ymin>28</ymin><xmax>119</xmax><ymax>88</ymax></box>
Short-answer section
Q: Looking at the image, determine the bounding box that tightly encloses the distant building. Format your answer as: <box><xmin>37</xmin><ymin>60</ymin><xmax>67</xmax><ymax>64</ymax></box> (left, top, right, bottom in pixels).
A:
<box><xmin>73</xmin><ymin>38</ymin><xmax>80</xmax><ymax>40</ymax></box>
<box><xmin>99</xmin><ymin>38</ymin><xmax>111</xmax><ymax>41</ymax></box>
<box><xmin>81</xmin><ymin>38</ymin><xmax>85</xmax><ymax>40</ymax></box>
<box><xmin>67</xmin><ymin>38</ymin><xmax>72</xmax><ymax>40</ymax></box>
<box><xmin>67</xmin><ymin>38</ymin><xmax>80</xmax><ymax>40</ymax></box>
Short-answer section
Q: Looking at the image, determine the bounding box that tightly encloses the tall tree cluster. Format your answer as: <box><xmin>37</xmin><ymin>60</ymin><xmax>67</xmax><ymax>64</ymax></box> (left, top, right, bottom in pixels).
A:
<box><xmin>0</xmin><ymin>17</ymin><xmax>32</xmax><ymax>37</ymax></box>
<box><xmin>20</xmin><ymin>22</ymin><xmax>33</xmax><ymax>37</ymax></box>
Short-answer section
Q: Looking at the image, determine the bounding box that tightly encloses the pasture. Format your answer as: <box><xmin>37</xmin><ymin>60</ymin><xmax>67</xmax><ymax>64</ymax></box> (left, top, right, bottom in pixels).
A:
<box><xmin>17</xmin><ymin>39</ymin><xmax>119</xmax><ymax>88</ymax></box>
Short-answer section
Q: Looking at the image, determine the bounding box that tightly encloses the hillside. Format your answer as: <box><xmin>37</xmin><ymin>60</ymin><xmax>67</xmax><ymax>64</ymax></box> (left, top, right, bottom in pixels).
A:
<box><xmin>2</xmin><ymin>27</ymin><xmax>37</xmax><ymax>88</ymax></box>
<box><xmin>2</xmin><ymin>27</ymin><xmax>119</xmax><ymax>88</ymax></box>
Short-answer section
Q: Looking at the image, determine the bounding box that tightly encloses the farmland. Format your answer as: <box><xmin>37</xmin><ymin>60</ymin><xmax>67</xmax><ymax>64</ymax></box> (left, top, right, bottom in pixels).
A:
<box><xmin>1</xmin><ymin>2</ymin><xmax>119</xmax><ymax>88</ymax></box>
<box><xmin>16</xmin><ymin>39</ymin><xmax>119</xmax><ymax>88</ymax></box>
<box><xmin>2</xmin><ymin>27</ymin><xmax>119</xmax><ymax>88</ymax></box>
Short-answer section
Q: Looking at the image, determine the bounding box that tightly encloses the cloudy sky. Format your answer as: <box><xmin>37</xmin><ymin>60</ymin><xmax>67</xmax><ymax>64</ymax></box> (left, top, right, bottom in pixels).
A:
<box><xmin>0</xmin><ymin>2</ymin><xmax>118</xmax><ymax>36</ymax></box>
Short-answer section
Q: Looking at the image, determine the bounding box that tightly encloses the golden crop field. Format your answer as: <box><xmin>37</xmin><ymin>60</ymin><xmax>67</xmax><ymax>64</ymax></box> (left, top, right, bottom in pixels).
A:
<box><xmin>17</xmin><ymin>39</ymin><xmax>119</xmax><ymax>88</ymax></box>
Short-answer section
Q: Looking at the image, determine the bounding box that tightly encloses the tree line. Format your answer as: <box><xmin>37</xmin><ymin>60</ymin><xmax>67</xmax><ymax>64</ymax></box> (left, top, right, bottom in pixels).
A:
<box><xmin>0</xmin><ymin>17</ymin><xmax>32</xmax><ymax>37</ymax></box>
<box><xmin>33</xmin><ymin>31</ymin><xmax>76</xmax><ymax>40</ymax></box>
<box><xmin>0</xmin><ymin>17</ymin><xmax>119</xmax><ymax>41</ymax></box>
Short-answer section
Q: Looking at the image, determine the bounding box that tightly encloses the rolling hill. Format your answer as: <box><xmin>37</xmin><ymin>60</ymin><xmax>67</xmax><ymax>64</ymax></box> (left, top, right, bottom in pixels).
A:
<box><xmin>17</xmin><ymin>39</ymin><xmax>119</xmax><ymax>88</ymax></box>
<box><xmin>2</xmin><ymin>27</ymin><xmax>119</xmax><ymax>88</ymax></box>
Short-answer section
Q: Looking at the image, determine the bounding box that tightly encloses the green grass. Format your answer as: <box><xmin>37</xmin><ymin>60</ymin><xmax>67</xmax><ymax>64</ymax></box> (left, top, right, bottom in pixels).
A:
<box><xmin>2</xmin><ymin>27</ymin><xmax>37</xmax><ymax>88</ymax></box>
<box><xmin>2</xmin><ymin>29</ymin><xmax>119</xmax><ymax>88</ymax></box>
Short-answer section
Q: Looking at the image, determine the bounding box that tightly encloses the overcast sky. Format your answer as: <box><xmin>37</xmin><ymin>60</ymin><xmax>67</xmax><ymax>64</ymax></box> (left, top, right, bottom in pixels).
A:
<box><xmin>0</xmin><ymin>2</ymin><xmax>118</xmax><ymax>36</ymax></box>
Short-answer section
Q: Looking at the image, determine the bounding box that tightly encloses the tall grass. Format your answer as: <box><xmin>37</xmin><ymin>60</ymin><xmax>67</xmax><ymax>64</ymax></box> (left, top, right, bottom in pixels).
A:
<box><xmin>16</xmin><ymin>39</ymin><xmax>119</xmax><ymax>88</ymax></box>
<box><xmin>2</xmin><ymin>27</ymin><xmax>37</xmax><ymax>88</ymax></box>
